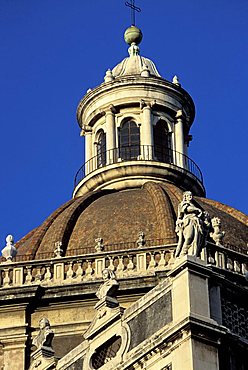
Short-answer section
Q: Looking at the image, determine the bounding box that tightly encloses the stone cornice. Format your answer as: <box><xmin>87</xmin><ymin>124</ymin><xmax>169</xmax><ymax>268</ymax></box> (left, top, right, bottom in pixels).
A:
<box><xmin>76</xmin><ymin>76</ymin><xmax>195</xmax><ymax>128</ymax></box>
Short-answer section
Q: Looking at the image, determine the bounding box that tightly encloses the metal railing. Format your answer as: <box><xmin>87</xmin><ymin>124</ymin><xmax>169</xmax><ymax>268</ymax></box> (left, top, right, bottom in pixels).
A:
<box><xmin>74</xmin><ymin>145</ymin><xmax>203</xmax><ymax>187</ymax></box>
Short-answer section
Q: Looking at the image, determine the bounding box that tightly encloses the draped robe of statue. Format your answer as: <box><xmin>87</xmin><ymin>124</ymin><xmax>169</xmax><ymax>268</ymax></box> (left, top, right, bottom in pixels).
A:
<box><xmin>175</xmin><ymin>192</ymin><xmax>210</xmax><ymax>258</ymax></box>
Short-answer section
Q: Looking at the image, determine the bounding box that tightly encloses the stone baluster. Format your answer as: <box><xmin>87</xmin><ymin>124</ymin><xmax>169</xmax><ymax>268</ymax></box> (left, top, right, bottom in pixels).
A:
<box><xmin>214</xmin><ymin>251</ymin><xmax>220</xmax><ymax>267</ymax></box>
<box><xmin>226</xmin><ymin>257</ymin><xmax>233</xmax><ymax>271</ymax></box>
<box><xmin>66</xmin><ymin>262</ymin><xmax>74</xmax><ymax>280</ymax></box>
<box><xmin>126</xmin><ymin>255</ymin><xmax>134</xmax><ymax>273</ymax></box>
<box><xmin>168</xmin><ymin>248</ymin><xmax>175</xmax><ymax>266</ymax></box>
<box><xmin>75</xmin><ymin>261</ymin><xmax>84</xmax><ymax>281</ymax></box>
<box><xmin>44</xmin><ymin>266</ymin><xmax>52</xmax><ymax>283</ymax></box>
<box><xmin>84</xmin><ymin>260</ymin><xmax>93</xmax><ymax>280</ymax></box>
<box><xmin>242</xmin><ymin>262</ymin><xmax>248</xmax><ymax>275</ymax></box>
<box><xmin>25</xmin><ymin>266</ymin><xmax>33</xmax><ymax>284</ymax></box>
<box><xmin>148</xmin><ymin>253</ymin><xmax>156</xmax><ymax>271</ymax></box>
<box><xmin>234</xmin><ymin>260</ymin><xmax>241</xmax><ymax>274</ymax></box>
<box><xmin>108</xmin><ymin>256</ymin><xmax>115</xmax><ymax>271</ymax></box>
<box><xmin>35</xmin><ymin>267</ymin><xmax>43</xmax><ymax>283</ymax></box>
<box><xmin>3</xmin><ymin>268</ymin><xmax>11</xmax><ymax>287</ymax></box>
<box><xmin>116</xmin><ymin>256</ymin><xmax>125</xmax><ymax>277</ymax></box>
<box><xmin>204</xmin><ymin>244</ymin><xmax>212</xmax><ymax>264</ymax></box>
<box><xmin>200</xmin><ymin>247</ymin><xmax>208</xmax><ymax>263</ymax></box>
<box><xmin>158</xmin><ymin>250</ymin><xmax>166</xmax><ymax>270</ymax></box>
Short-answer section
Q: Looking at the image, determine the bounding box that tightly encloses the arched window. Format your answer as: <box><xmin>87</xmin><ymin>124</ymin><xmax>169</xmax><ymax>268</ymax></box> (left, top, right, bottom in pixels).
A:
<box><xmin>118</xmin><ymin>119</ymin><xmax>140</xmax><ymax>160</ymax></box>
<box><xmin>96</xmin><ymin>130</ymin><xmax>106</xmax><ymax>167</ymax></box>
<box><xmin>153</xmin><ymin>120</ymin><xmax>172</xmax><ymax>163</ymax></box>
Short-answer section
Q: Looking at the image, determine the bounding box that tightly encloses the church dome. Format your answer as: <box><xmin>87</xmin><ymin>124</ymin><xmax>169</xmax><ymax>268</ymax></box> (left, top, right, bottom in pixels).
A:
<box><xmin>15</xmin><ymin>181</ymin><xmax>248</xmax><ymax>260</ymax></box>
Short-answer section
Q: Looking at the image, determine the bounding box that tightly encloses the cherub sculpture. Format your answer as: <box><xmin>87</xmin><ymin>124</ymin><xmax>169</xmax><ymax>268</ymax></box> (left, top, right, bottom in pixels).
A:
<box><xmin>175</xmin><ymin>191</ymin><xmax>210</xmax><ymax>258</ymax></box>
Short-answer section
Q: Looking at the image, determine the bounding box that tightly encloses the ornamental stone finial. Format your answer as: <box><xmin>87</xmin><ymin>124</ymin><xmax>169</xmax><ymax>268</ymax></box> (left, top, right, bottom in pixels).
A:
<box><xmin>33</xmin><ymin>317</ymin><xmax>54</xmax><ymax>350</ymax></box>
<box><xmin>2</xmin><ymin>235</ymin><xmax>17</xmax><ymax>262</ymax></box>
<box><xmin>137</xmin><ymin>231</ymin><xmax>146</xmax><ymax>247</ymax></box>
<box><xmin>172</xmin><ymin>75</ymin><xmax>181</xmax><ymax>86</ymax></box>
<box><xmin>95</xmin><ymin>238</ymin><xmax>104</xmax><ymax>252</ymax></box>
<box><xmin>175</xmin><ymin>191</ymin><xmax>210</xmax><ymax>258</ymax></box>
<box><xmin>128</xmin><ymin>42</ymin><xmax>140</xmax><ymax>56</ymax></box>
<box><xmin>210</xmin><ymin>217</ymin><xmax>225</xmax><ymax>246</ymax></box>
<box><xmin>124</xmin><ymin>25</ymin><xmax>143</xmax><ymax>46</ymax></box>
<box><xmin>54</xmin><ymin>241</ymin><xmax>63</xmax><ymax>258</ymax></box>
<box><xmin>104</xmin><ymin>69</ymin><xmax>114</xmax><ymax>82</ymax></box>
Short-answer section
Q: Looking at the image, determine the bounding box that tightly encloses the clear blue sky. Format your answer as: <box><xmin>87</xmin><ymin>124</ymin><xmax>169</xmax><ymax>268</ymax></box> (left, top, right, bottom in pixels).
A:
<box><xmin>0</xmin><ymin>0</ymin><xmax>247</xmax><ymax>246</ymax></box>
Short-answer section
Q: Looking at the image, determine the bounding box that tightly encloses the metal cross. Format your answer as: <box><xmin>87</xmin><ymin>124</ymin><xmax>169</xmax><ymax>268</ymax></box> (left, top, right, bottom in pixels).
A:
<box><xmin>125</xmin><ymin>0</ymin><xmax>141</xmax><ymax>26</ymax></box>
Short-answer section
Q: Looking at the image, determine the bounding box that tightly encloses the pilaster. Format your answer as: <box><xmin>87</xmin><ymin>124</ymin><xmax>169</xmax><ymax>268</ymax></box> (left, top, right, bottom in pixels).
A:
<box><xmin>105</xmin><ymin>105</ymin><xmax>116</xmax><ymax>164</ymax></box>
<box><xmin>80</xmin><ymin>124</ymin><xmax>92</xmax><ymax>174</ymax></box>
<box><xmin>175</xmin><ymin>110</ymin><xmax>185</xmax><ymax>168</ymax></box>
<box><xmin>140</xmin><ymin>101</ymin><xmax>153</xmax><ymax>160</ymax></box>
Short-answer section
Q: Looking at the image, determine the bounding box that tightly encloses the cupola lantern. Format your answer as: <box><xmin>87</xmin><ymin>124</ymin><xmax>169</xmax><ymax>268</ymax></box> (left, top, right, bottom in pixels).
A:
<box><xmin>74</xmin><ymin>27</ymin><xmax>204</xmax><ymax>198</ymax></box>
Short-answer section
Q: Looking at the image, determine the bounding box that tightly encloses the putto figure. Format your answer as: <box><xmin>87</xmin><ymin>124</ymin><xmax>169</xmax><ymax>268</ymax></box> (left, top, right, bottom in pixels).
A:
<box><xmin>96</xmin><ymin>268</ymin><xmax>119</xmax><ymax>301</ymax></box>
<box><xmin>33</xmin><ymin>317</ymin><xmax>54</xmax><ymax>350</ymax></box>
<box><xmin>175</xmin><ymin>191</ymin><xmax>210</xmax><ymax>258</ymax></box>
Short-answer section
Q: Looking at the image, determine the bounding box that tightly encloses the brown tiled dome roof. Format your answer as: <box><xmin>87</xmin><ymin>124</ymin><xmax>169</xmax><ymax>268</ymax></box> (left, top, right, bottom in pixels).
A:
<box><xmin>15</xmin><ymin>182</ymin><xmax>248</xmax><ymax>260</ymax></box>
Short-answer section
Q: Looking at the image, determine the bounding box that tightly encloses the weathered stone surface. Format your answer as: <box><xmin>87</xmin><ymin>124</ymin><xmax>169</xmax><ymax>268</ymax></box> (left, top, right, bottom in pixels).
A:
<box><xmin>63</xmin><ymin>357</ymin><xmax>83</xmax><ymax>370</ymax></box>
<box><xmin>128</xmin><ymin>291</ymin><xmax>172</xmax><ymax>350</ymax></box>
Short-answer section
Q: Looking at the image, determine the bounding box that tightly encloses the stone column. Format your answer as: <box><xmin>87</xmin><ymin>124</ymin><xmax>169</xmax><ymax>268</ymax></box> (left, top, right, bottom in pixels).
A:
<box><xmin>105</xmin><ymin>106</ymin><xmax>116</xmax><ymax>164</ymax></box>
<box><xmin>175</xmin><ymin>110</ymin><xmax>185</xmax><ymax>168</ymax></box>
<box><xmin>81</xmin><ymin>126</ymin><xmax>92</xmax><ymax>175</ymax></box>
<box><xmin>141</xmin><ymin>102</ymin><xmax>153</xmax><ymax>160</ymax></box>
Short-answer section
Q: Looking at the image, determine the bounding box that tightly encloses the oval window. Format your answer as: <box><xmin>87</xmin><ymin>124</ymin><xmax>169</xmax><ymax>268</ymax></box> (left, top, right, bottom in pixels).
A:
<box><xmin>91</xmin><ymin>335</ymin><xmax>122</xmax><ymax>369</ymax></box>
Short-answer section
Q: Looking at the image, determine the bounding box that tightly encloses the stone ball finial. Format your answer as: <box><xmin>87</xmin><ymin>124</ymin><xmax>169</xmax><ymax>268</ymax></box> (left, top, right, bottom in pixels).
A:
<box><xmin>124</xmin><ymin>25</ymin><xmax>143</xmax><ymax>46</ymax></box>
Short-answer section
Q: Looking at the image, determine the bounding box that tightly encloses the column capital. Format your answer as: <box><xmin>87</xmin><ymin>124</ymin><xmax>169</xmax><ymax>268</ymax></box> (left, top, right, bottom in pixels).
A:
<box><xmin>175</xmin><ymin>109</ymin><xmax>185</xmax><ymax>121</ymax></box>
<box><xmin>140</xmin><ymin>99</ymin><xmax>157</xmax><ymax>110</ymax></box>
<box><xmin>80</xmin><ymin>124</ymin><xmax>92</xmax><ymax>137</ymax></box>
<box><xmin>105</xmin><ymin>104</ymin><xmax>117</xmax><ymax>115</ymax></box>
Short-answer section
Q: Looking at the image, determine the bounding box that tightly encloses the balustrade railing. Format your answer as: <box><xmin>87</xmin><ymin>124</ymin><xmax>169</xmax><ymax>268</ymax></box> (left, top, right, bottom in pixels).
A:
<box><xmin>0</xmin><ymin>242</ymin><xmax>247</xmax><ymax>289</ymax></box>
<box><xmin>74</xmin><ymin>145</ymin><xmax>203</xmax><ymax>188</ymax></box>
<box><xmin>0</xmin><ymin>244</ymin><xmax>176</xmax><ymax>288</ymax></box>
<box><xmin>205</xmin><ymin>242</ymin><xmax>248</xmax><ymax>275</ymax></box>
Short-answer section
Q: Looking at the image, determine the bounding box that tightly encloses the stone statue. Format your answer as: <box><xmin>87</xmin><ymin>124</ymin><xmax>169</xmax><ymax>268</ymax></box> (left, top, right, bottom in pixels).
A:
<box><xmin>33</xmin><ymin>317</ymin><xmax>54</xmax><ymax>350</ymax></box>
<box><xmin>96</xmin><ymin>268</ymin><xmax>119</xmax><ymax>301</ymax></box>
<box><xmin>136</xmin><ymin>231</ymin><xmax>146</xmax><ymax>247</ymax></box>
<box><xmin>54</xmin><ymin>241</ymin><xmax>63</xmax><ymax>258</ymax></box>
<box><xmin>95</xmin><ymin>237</ymin><xmax>104</xmax><ymax>252</ymax></box>
<box><xmin>210</xmin><ymin>217</ymin><xmax>225</xmax><ymax>246</ymax></box>
<box><xmin>175</xmin><ymin>191</ymin><xmax>210</xmax><ymax>258</ymax></box>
